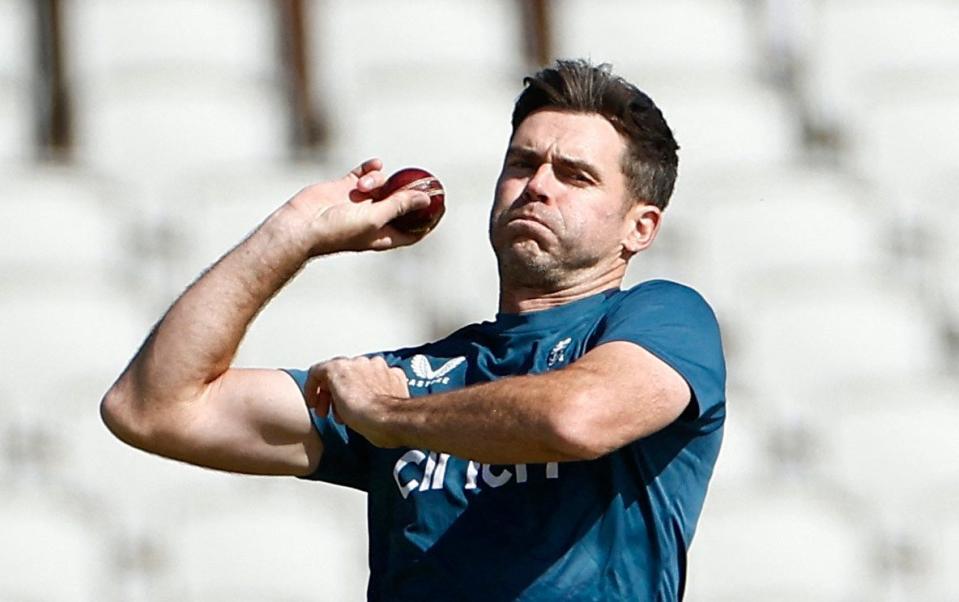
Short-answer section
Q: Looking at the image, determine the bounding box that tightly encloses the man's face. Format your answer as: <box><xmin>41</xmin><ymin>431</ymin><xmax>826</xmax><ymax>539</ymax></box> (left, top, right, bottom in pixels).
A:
<box><xmin>489</xmin><ymin>109</ymin><xmax>633</xmax><ymax>289</ymax></box>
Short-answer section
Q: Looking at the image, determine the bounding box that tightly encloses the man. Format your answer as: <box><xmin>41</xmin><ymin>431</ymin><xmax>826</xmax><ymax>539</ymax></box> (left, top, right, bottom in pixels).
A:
<box><xmin>102</xmin><ymin>59</ymin><xmax>725</xmax><ymax>601</ymax></box>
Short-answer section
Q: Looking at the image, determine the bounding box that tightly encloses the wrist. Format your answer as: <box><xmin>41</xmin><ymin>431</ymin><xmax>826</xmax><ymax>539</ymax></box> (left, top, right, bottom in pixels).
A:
<box><xmin>263</xmin><ymin>203</ymin><xmax>327</xmax><ymax>259</ymax></box>
<box><xmin>369</xmin><ymin>394</ymin><xmax>409</xmax><ymax>448</ymax></box>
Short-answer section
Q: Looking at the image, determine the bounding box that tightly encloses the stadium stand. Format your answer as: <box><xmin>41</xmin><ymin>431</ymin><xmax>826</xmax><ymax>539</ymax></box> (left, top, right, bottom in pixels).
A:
<box><xmin>924</xmin><ymin>497</ymin><xmax>959</xmax><ymax>600</ymax></box>
<box><xmin>0</xmin><ymin>79</ymin><xmax>30</xmax><ymax>164</ymax></box>
<box><xmin>0</xmin><ymin>165</ymin><xmax>130</xmax><ymax>288</ymax></box>
<box><xmin>646</xmin><ymin>75</ymin><xmax>800</xmax><ymax>172</ymax></box>
<box><xmin>848</xmin><ymin>79</ymin><xmax>959</xmax><ymax>213</ymax></box>
<box><xmin>553</xmin><ymin>0</ymin><xmax>760</xmax><ymax>80</ymax></box>
<box><xmin>63</xmin><ymin>0</ymin><xmax>287</xmax><ymax>181</ymax></box>
<box><xmin>685</xmin><ymin>480</ymin><xmax>878</xmax><ymax>601</ymax></box>
<box><xmin>739</xmin><ymin>273</ymin><xmax>947</xmax><ymax>402</ymax></box>
<box><xmin>307</xmin><ymin>0</ymin><xmax>524</xmax><ymax>154</ymax></box>
<box><xmin>0</xmin><ymin>0</ymin><xmax>30</xmax><ymax>81</ymax></box>
<box><xmin>62</xmin><ymin>0</ymin><xmax>276</xmax><ymax>81</ymax></box>
<box><xmin>675</xmin><ymin>165</ymin><xmax>888</xmax><ymax>310</ymax></box>
<box><xmin>823</xmin><ymin>385</ymin><xmax>959</xmax><ymax>521</ymax></box>
<box><xmin>0</xmin><ymin>0</ymin><xmax>31</xmax><ymax>162</ymax></box>
<box><xmin>0</xmin><ymin>486</ymin><xmax>117</xmax><ymax>601</ymax></box>
<box><xmin>72</xmin><ymin>74</ymin><xmax>288</xmax><ymax>183</ymax></box>
<box><xmin>801</xmin><ymin>0</ymin><xmax>959</xmax><ymax>129</ymax></box>
<box><xmin>922</xmin><ymin>172</ymin><xmax>959</xmax><ymax>338</ymax></box>
<box><xmin>152</xmin><ymin>487</ymin><xmax>368</xmax><ymax>601</ymax></box>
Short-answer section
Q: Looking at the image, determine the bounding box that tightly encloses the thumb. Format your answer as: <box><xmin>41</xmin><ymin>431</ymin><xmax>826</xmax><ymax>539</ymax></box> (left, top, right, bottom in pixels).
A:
<box><xmin>370</xmin><ymin>189</ymin><xmax>431</xmax><ymax>226</ymax></box>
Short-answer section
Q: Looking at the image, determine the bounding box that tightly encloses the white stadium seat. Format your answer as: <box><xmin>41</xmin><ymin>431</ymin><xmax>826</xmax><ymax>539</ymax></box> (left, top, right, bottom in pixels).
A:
<box><xmin>686</xmin><ymin>482</ymin><xmax>876</xmax><ymax>601</ymax></box>
<box><xmin>676</xmin><ymin>165</ymin><xmax>886</xmax><ymax>309</ymax></box>
<box><xmin>73</xmin><ymin>73</ymin><xmax>287</xmax><ymax>180</ymax></box>
<box><xmin>310</xmin><ymin>0</ymin><xmax>522</xmax><ymax>106</ymax></box>
<box><xmin>707</xmin><ymin>397</ymin><xmax>771</xmax><ymax>487</ymax></box>
<box><xmin>0</xmin><ymin>0</ymin><xmax>31</xmax><ymax>162</ymax></box>
<box><xmin>642</xmin><ymin>76</ymin><xmax>800</xmax><ymax>173</ymax></box>
<box><xmin>553</xmin><ymin>0</ymin><xmax>759</xmax><ymax>80</ymax></box>
<box><xmin>314</xmin><ymin>0</ymin><xmax>521</xmax><ymax>78</ymax></box>
<box><xmin>56</xmin><ymin>406</ymin><xmax>251</xmax><ymax>533</ymax></box>
<box><xmin>154</xmin><ymin>490</ymin><xmax>368</xmax><ymax>601</ymax></box>
<box><xmin>342</xmin><ymin>81</ymin><xmax>515</xmax><ymax>175</ymax></box>
<box><xmin>923</xmin><ymin>500</ymin><xmax>959</xmax><ymax>600</ymax></box>
<box><xmin>0</xmin><ymin>79</ymin><xmax>31</xmax><ymax>164</ymax></box>
<box><xmin>310</xmin><ymin>0</ymin><xmax>522</xmax><ymax>156</ymax></box>
<box><xmin>0</xmin><ymin>284</ymin><xmax>153</xmax><ymax>410</ymax></box>
<box><xmin>739</xmin><ymin>274</ymin><xmax>946</xmax><ymax>399</ymax></box>
<box><xmin>0</xmin><ymin>0</ymin><xmax>30</xmax><ymax>82</ymax></box>
<box><xmin>0</xmin><ymin>487</ymin><xmax>116</xmax><ymax>601</ymax></box>
<box><xmin>64</xmin><ymin>0</ymin><xmax>286</xmax><ymax>179</ymax></box>
<box><xmin>922</xmin><ymin>174</ymin><xmax>959</xmax><ymax>331</ymax></box>
<box><xmin>822</xmin><ymin>383</ymin><xmax>959</xmax><ymax>522</ymax></box>
<box><xmin>847</xmin><ymin>79</ymin><xmax>959</xmax><ymax>206</ymax></box>
<box><xmin>63</xmin><ymin>0</ymin><xmax>276</xmax><ymax>82</ymax></box>
<box><xmin>0</xmin><ymin>166</ymin><xmax>130</xmax><ymax>287</ymax></box>
<box><xmin>802</xmin><ymin>0</ymin><xmax>959</xmax><ymax>126</ymax></box>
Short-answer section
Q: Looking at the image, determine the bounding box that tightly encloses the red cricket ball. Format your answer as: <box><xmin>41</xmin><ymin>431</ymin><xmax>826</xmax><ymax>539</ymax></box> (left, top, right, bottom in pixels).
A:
<box><xmin>376</xmin><ymin>167</ymin><xmax>445</xmax><ymax>235</ymax></box>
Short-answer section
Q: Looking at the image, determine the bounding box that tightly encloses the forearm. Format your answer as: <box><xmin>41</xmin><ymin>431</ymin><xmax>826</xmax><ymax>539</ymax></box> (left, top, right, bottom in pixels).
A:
<box><xmin>382</xmin><ymin>370</ymin><xmax>600</xmax><ymax>464</ymax></box>
<box><xmin>121</xmin><ymin>205</ymin><xmax>311</xmax><ymax>405</ymax></box>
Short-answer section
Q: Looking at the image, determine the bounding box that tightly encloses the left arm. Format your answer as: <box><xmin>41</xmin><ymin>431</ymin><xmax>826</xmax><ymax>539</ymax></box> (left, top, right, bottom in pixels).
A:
<box><xmin>308</xmin><ymin>341</ymin><xmax>690</xmax><ymax>464</ymax></box>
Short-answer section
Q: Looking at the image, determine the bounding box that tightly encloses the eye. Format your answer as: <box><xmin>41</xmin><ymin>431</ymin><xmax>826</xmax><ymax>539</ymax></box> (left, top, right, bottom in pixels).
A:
<box><xmin>560</xmin><ymin>168</ymin><xmax>593</xmax><ymax>186</ymax></box>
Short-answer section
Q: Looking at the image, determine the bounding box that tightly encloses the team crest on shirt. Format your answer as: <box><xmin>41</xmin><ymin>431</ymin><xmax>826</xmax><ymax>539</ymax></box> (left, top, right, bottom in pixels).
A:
<box><xmin>407</xmin><ymin>355</ymin><xmax>466</xmax><ymax>388</ymax></box>
<box><xmin>547</xmin><ymin>337</ymin><xmax>573</xmax><ymax>367</ymax></box>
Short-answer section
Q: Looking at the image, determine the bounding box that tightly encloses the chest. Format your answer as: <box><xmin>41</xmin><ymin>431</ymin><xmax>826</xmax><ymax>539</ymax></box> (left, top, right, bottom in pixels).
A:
<box><xmin>392</xmin><ymin>324</ymin><xmax>598</xmax><ymax>397</ymax></box>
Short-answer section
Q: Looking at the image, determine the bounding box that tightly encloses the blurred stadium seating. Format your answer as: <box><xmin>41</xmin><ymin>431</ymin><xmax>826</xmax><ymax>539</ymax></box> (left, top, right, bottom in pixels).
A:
<box><xmin>1</xmin><ymin>1</ymin><xmax>957</xmax><ymax>600</ymax></box>
<box><xmin>0</xmin><ymin>0</ymin><xmax>31</xmax><ymax>162</ymax></box>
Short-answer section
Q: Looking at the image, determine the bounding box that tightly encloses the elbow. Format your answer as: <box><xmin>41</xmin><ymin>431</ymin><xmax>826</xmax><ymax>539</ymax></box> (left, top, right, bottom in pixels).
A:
<box><xmin>100</xmin><ymin>380</ymin><xmax>155</xmax><ymax>451</ymax></box>
<box><xmin>100</xmin><ymin>384</ymin><xmax>136</xmax><ymax>445</ymax></box>
<box><xmin>548</xmin><ymin>391</ymin><xmax>618</xmax><ymax>461</ymax></box>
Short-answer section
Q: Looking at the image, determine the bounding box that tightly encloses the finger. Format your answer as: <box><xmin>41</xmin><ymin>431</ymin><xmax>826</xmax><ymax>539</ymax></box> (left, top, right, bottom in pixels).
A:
<box><xmin>390</xmin><ymin>367</ymin><xmax>411</xmax><ymax>396</ymax></box>
<box><xmin>316</xmin><ymin>389</ymin><xmax>333</xmax><ymax>417</ymax></box>
<box><xmin>304</xmin><ymin>364</ymin><xmax>324</xmax><ymax>409</ymax></box>
<box><xmin>305</xmin><ymin>358</ymin><xmax>342</xmax><ymax>407</ymax></box>
<box><xmin>349</xmin><ymin>157</ymin><xmax>383</xmax><ymax>180</ymax></box>
<box><xmin>369</xmin><ymin>189</ymin><xmax>431</xmax><ymax>227</ymax></box>
<box><xmin>356</xmin><ymin>170</ymin><xmax>387</xmax><ymax>194</ymax></box>
<box><xmin>368</xmin><ymin>228</ymin><xmax>426</xmax><ymax>251</ymax></box>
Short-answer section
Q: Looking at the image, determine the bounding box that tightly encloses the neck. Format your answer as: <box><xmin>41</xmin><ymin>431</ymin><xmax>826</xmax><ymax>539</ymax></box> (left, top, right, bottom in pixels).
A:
<box><xmin>497</xmin><ymin>264</ymin><xmax>626</xmax><ymax>314</ymax></box>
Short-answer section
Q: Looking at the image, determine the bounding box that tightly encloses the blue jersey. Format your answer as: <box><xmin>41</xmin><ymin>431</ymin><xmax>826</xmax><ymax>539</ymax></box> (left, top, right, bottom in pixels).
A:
<box><xmin>285</xmin><ymin>280</ymin><xmax>725</xmax><ymax>601</ymax></box>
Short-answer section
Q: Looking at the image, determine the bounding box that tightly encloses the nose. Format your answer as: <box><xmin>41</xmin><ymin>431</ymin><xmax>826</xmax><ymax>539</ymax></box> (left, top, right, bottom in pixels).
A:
<box><xmin>523</xmin><ymin>163</ymin><xmax>554</xmax><ymax>203</ymax></box>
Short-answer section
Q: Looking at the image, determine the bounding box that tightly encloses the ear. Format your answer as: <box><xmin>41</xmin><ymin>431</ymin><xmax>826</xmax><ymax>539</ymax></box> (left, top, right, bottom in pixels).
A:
<box><xmin>621</xmin><ymin>202</ymin><xmax>662</xmax><ymax>257</ymax></box>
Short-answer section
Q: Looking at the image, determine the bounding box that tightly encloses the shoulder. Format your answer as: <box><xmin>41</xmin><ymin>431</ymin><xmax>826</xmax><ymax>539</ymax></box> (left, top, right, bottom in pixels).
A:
<box><xmin>607</xmin><ymin>279</ymin><xmax>718</xmax><ymax>323</ymax></box>
<box><xmin>594</xmin><ymin>279</ymin><xmax>724</xmax><ymax>371</ymax></box>
<box><xmin>617</xmin><ymin>278</ymin><xmax>710</xmax><ymax>302</ymax></box>
<box><xmin>600</xmin><ymin>280</ymin><xmax>726</xmax><ymax>424</ymax></box>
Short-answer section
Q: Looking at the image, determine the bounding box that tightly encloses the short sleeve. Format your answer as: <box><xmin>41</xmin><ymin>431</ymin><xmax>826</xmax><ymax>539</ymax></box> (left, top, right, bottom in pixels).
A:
<box><xmin>282</xmin><ymin>368</ymin><xmax>372</xmax><ymax>491</ymax></box>
<box><xmin>594</xmin><ymin>281</ymin><xmax>726</xmax><ymax>426</ymax></box>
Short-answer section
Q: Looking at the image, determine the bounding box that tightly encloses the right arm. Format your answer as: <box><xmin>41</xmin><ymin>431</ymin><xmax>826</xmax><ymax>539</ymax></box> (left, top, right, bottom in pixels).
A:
<box><xmin>100</xmin><ymin>158</ymin><xmax>431</xmax><ymax>476</ymax></box>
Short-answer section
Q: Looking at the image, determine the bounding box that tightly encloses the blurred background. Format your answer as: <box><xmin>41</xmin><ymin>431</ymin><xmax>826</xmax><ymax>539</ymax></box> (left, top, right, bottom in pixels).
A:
<box><xmin>1</xmin><ymin>0</ymin><xmax>957</xmax><ymax>600</ymax></box>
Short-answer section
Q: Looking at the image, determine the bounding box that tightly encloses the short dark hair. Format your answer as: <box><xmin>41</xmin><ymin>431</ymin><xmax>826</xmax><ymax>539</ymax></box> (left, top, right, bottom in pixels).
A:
<box><xmin>511</xmin><ymin>59</ymin><xmax>679</xmax><ymax>209</ymax></box>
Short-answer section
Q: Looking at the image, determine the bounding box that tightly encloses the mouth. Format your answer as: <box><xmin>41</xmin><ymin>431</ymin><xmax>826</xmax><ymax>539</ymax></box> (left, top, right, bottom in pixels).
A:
<box><xmin>507</xmin><ymin>213</ymin><xmax>550</xmax><ymax>229</ymax></box>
